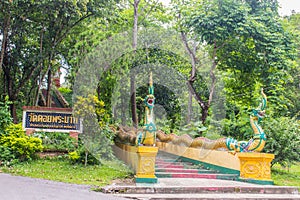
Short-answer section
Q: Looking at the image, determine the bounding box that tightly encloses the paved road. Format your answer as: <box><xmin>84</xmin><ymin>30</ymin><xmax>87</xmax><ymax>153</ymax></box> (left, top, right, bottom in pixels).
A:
<box><xmin>0</xmin><ymin>173</ymin><xmax>126</xmax><ymax>200</ymax></box>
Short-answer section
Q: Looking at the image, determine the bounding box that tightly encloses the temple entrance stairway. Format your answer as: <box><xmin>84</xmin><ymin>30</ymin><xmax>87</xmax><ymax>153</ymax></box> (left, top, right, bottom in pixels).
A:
<box><xmin>155</xmin><ymin>152</ymin><xmax>239</xmax><ymax>180</ymax></box>
<box><xmin>102</xmin><ymin>151</ymin><xmax>300</xmax><ymax>200</ymax></box>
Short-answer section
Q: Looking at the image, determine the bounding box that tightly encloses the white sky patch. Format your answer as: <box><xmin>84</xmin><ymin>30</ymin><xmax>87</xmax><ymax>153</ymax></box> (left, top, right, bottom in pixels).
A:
<box><xmin>278</xmin><ymin>0</ymin><xmax>300</xmax><ymax>16</ymax></box>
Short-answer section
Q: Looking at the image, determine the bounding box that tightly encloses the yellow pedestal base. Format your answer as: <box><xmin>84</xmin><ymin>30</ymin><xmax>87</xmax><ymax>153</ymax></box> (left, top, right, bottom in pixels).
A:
<box><xmin>136</xmin><ymin>146</ymin><xmax>158</xmax><ymax>183</ymax></box>
<box><xmin>113</xmin><ymin>143</ymin><xmax>158</xmax><ymax>183</ymax></box>
<box><xmin>238</xmin><ymin>152</ymin><xmax>274</xmax><ymax>183</ymax></box>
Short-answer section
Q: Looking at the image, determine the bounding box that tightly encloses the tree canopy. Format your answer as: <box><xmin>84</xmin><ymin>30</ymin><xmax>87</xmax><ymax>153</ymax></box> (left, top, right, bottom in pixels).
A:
<box><xmin>0</xmin><ymin>0</ymin><xmax>299</xmax><ymax>166</ymax></box>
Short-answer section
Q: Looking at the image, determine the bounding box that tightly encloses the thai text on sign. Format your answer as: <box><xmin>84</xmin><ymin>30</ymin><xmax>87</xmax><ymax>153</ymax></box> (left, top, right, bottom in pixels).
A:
<box><xmin>22</xmin><ymin>108</ymin><xmax>81</xmax><ymax>132</ymax></box>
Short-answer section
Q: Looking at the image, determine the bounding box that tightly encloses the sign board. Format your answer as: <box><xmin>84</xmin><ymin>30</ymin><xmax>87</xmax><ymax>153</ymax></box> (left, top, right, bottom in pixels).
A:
<box><xmin>22</xmin><ymin>107</ymin><xmax>82</xmax><ymax>133</ymax></box>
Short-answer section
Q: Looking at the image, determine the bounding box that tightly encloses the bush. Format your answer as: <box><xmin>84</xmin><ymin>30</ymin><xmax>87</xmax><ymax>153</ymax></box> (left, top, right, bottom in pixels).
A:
<box><xmin>0</xmin><ymin>124</ymin><xmax>43</xmax><ymax>164</ymax></box>
<box><xmin>0</xmin><ymin>145</ymin><xmax>18</xmax><ymax>166</ymax></box>
<box><xmin>263</xmin><ymin>117</ymin><xmax>300</xmax><ymax>167</ymax></box>
<box><xmin>68</xmin><ymin>142</ymin><xmax>101</xmax><ymax>166</ymax></box>
<box><xmin>33</xmin><ymin>132</ymin><xmax>77</xmax><ymax>152</ymax></box>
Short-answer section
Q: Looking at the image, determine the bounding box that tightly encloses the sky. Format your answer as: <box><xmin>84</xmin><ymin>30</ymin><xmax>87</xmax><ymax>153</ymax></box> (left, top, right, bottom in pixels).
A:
<box><xmin>278</xmin><ymin>0</ymin><xmax>300</xmax><ymax>16</ymax></box>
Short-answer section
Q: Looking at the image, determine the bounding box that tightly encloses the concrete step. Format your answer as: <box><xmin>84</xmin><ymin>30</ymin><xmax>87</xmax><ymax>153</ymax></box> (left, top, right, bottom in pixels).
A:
<box><xmin>156</xmin><ymin>159</ymin><xmax>180</xmax><ymax>163</ymax></box>
<box><xmin>155</xmin><ymin>161</ymin><xmax>184</xmax><ymax>165</ymax></box>
<box><xmin>155</xmin><ymin>168</ymin><xmax>216</xmax><ymax>174</ymax></box>
<box><xmin>155</xmin><ymin>172</ymin><xmax>238</xmax><ymax>180</ymax></box>
<box><xmin>156</xmin><ymin>164</ymin><xmax>185</xmax><ymax>169</ymax></box>
<box><xmin>101</xmin><ymin>178</ymin><xmax>300</xmax><ymax>200</ymax></box>
<box><xmin>113</xmin><ymin>193</ymin><xmax>300</xmax><ymax>199</ymax></box>
<box><xmin>101</xmin><ymin>185</ymin><xmax>299</xmax><ymax>195</ymax></box>
<box><xmin>155</xmin><ymin>161</ymin><xmax>201</xmax><ymax>169</ymax></box>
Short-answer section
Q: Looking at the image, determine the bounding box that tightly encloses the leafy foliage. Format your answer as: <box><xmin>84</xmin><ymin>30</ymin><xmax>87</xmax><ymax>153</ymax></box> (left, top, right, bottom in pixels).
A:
<box><xmin>33</xmin><ymin>132</ymin><xmax>77</xmax><ymax>152</ymax></box>
<box><xmin>178</xmin><ymin>121</ymin><xmax>207</xmax><ymax>138</ymax></box>
<box><xmin>0</xmin><ymin>145</ymin><xmax>17</xmax><ymax>167</ymax></box>
<box><xmin>1</xmin><ymin>0</ymin><xmax>120</xmax><ymax>122</ymax></box>
<box><xmin>264</xmin><ymin>117</ymin><xmax>300</xmax><ymax>167</ymax></box>
<box><xmin>0</xmin><ymin>124</ymin><xmax>43</xmax><ymax>165</ymax></box>
<box><xmin>0</xmin><ymin>97</ymin><xmax>12</xmax><ymax>132</ymax></box>
<box><xmin>58</xmin><ymin>87</ymin><xmax>73</xmax><ymax>107</ymax></box>
<box><xmin>184</xmin><ymin>0</ymin><xmax>297</xmax><ymax>117</ymax></box>
<box><xmin>68</xmin><ymin>142</ymin><xmax>101</xmax><ymax>166</ymax></box>
<box><xmin>221</xmin><ymin>106</ymin><xmax>255</xmax><ymax>140</ymax></box>
<box><xmin>73</xmin><ymin>95</ymin><xmax>114</xmax><ymax>165</ymax></box>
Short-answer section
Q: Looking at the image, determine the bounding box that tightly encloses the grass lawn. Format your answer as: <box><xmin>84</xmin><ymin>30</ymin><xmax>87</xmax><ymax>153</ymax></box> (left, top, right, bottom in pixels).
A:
<box><xmin>1</xmin><ymin>158</ymin><xmax>299</xmax><ymax>188</ymax></box>
<box><xmin>272</xmin><ymin>163</ymin><xmax>300</xmax><ymax>188</ymax></box>
<box><xmin>1</xmin><ymin>158</ymin><xmax>134</xmax><ymax>187</ymax></box>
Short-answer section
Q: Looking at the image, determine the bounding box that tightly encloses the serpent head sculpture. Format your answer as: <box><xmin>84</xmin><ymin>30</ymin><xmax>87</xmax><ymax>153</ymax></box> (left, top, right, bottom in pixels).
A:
<box><xmin>225</xmin><ymin>88</ymin><xmax>267</xmax><ymax>152</ymax></box>
<box><xmin>136</xmin><ymin>72</ymin><xmax>157</xmax><ymax>146</ymax></box>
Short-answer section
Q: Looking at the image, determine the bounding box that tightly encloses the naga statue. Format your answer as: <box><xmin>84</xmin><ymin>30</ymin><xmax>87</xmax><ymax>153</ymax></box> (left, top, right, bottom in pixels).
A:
<box><xmin>225</xmin><ymin>88</ymin><xmax>267</xmax><ymax>152</ymax></box>
<box><xmin>135</xmin><ymin>72</ymin><xmax>157</xmax><ymax>146</ymax></box>
<box><xmin>156</xmin><ymin>88</ymin><xmax>267</xmax><ymax>153</ymax></box>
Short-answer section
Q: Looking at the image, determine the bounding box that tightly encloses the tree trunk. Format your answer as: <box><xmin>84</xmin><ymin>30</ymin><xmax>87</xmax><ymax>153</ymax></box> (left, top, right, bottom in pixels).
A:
<box><xmin>181</xmin><ymin>32</ymin><xmax>219</xmax><ymax>127</ymax></box>
<box><xmin>0</xmin><ymin>14</ymin><xmax>10</xmax><ymax>78</ymax></box>
<box><xmin>187</xmin><ymin>90</ymin><xmax>193</xmax><ymax>123</ymax></box>
<box><xmin>85</xmin><ymin>150</ymin><xmax>88</xmax><ymax>167</ymax></box>
<box><xmin>132</xmin><ymin>0</ymin><xmax>139</xmax><ymax>50</ymax></box>
<box><xmin>120</xmin><ymin>85</ymin><xmax>127</xmax><ymax>126</ymax></box>
<box><xmin>6</xmin><ymin>71</ymin><xmax>18</xmax><ymax>123</ymax></box>
<box><xmin>10</xmin><ymin>102</ymin><xmax>18</xmax><ymax>124</ymax></box>
<box><xmin>187</xmin><ymin>80</ymin><xmax>208</xmax><ymax>123</ymax></box>
<box><xmin>46</xmin><ymin>68</ymin><xmax>52</xmax><ymax>107</ymax></box>
<box><xmin>201</xmin><ymin>105</ymin><xmax>209</xmax><ymax>125</ymax></box>
<box><xmin>35</xmin><ymin>28</ymin><xmax>45</xmax><ymax>106</ymax></box>
<box><xmin>130</xmin><ymin>0</ymin><xmax>140</xmax><ymax>128</ymax></box>
<box><xmin>130</xmin><ymin>74</ymin><xmax>138</xmax><ymax>127</ymax></box>
<box><xmin>3</xmin><ymin>57</ymin><xmax>18</xmax><ymax>124</ymax></box>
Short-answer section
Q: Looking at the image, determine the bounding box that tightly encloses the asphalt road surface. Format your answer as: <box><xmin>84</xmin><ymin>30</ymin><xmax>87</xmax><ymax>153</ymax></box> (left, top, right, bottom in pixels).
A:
<box><xmin>0</xmin><ymin>173</ymin><xmax>126</xmax><ymax>200</ymax></box>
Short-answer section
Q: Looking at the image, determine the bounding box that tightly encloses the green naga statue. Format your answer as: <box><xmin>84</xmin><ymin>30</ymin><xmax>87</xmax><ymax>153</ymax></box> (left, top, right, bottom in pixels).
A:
<box><xmin>225</xmin><ymin>88</ymin><xmax>267</xmax><ymax>152</ymax></box>
<box><xmin>136</xmin><ymin>72</ymin><xmax>157</xmax><ymax>146</ymax></box>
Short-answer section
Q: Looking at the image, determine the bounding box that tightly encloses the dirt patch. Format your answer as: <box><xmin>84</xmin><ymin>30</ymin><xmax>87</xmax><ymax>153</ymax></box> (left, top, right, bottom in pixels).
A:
<box><xmin>111</xmin><ymin>178</ymin><xmax>136</xmax><ymax>186</ymax></box>
<box><xmin>37</xmin><ymin>151</ymin><xmax>67</xmax><ymax>158</ymax></box>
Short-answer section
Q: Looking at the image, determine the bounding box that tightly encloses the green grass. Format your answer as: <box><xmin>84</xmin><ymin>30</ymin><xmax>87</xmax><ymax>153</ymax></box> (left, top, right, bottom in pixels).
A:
<box><xmin>1</xmin><ymin>158</ymin><xmax>134</xmax><ymax>186</ymax></box>
<box><xmin>272</xmin><ymin>163</ymin><xmax>300</xmax><ymax>188</ymax></box>
<box><xmin>1</xmin><ymin>158</ymin><xmax>299</xmax><ymax>188</ymax></box>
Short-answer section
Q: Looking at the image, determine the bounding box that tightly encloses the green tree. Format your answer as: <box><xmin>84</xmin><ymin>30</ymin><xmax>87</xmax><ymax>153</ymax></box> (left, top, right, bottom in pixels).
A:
<box><xmin>280</xmin><ymin>13</ymin><xmax>300</xmax><ymax>118</ymax></box>
<box><xmin>0</xmin><ymin>0</ymin><xmax>119</xmax><ymax>123</ymax></box>
<box><xmin>178</xmin><ymin>0</ymin><xmax>296</xmax><ymax>122</ymax></box>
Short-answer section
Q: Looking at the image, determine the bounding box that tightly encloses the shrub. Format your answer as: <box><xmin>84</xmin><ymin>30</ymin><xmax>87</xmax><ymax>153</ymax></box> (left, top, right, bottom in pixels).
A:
<box><xmin>263</xmin><ymin>117</ymin><xmax>300</xmax><ymax>167</ymax></box>
<box><xmin>68</xmin><ymin>143</ymin><xmax>101</xmax><ymax>166</ymax></box>
<box><xmin>0</xmin><ymin>124</ymin><xmax>43</xmax><ymax>164</ymax></box>
<box><xmin>33</xmin><ymin>132</ymin><xmax>77</xmax><ymax>152</ymax></box>
<box><xmin>0</xmin><ymin>145</ymin><xmax>18</xmax><ymax>166</ymax></box>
